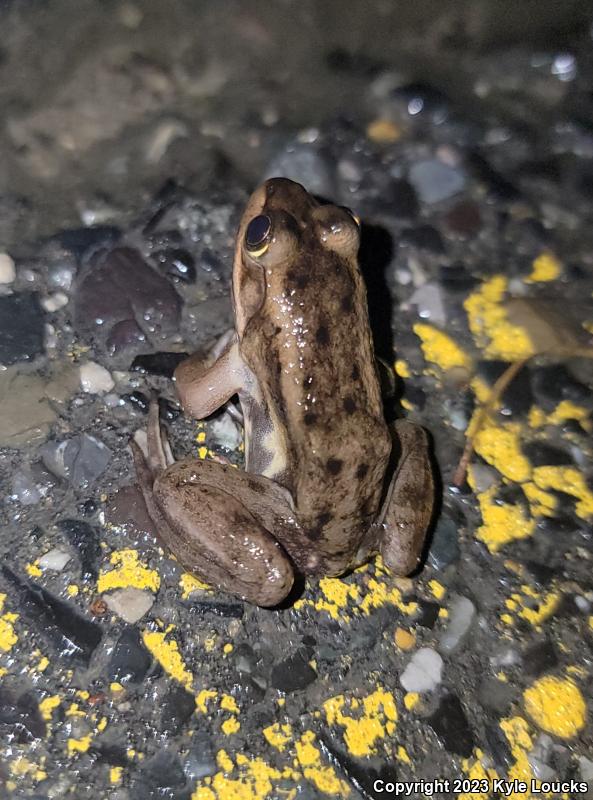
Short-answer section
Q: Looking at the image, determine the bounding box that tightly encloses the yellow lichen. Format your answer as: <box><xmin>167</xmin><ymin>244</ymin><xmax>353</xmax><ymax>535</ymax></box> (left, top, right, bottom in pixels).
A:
<box><xmin>67</xmin><ymin>734</ymin><xmax>93</xmax><ymax>754</ymax></box>
<box><xmin>180</xmin><ymin>572</ymin><xmax>211</xmax><ymax>598</ymax></box>
<box><xmin>473</xmin><ymin>421</ymin><xmax>532</xmax><ymax>483</ymax></box>
<box><xmin>263</xmin><ymin>722</ymin><xmax>293</xmax><ymax>752</ymax></box>
<box><xmin>110</xmin><ymin>767</ymin><xmax>123</xmax><ymax>784</ymax></box>
<box><xmin>428</xmin><ymin>579</ymin><xmax>446</xmax><ymax>600</ymax></box>
<box><xmin>39</xmin><ymin>695</ymin><xmax>60</xmax><ymax>721</ymax></box>
<box><xmin>0</xmin><ymin>593</ymin><xmax>19</xmax><ymax>653</ymax></box>
<box><xmin>367</xmin><ymin>118</ymin><xmax>402</xmax><ymax>143</ymax></box>
<box><xmin>394</xmin><ymin>358</ymin><xmax>411</xmax><ymax>378</ymax></box>
<box><xmin>464</xmin><ymin>275</ymin><xmax>535</xmax><ymax>360</ymax></box>
<box><xmin>532</xmin><ymin>466</ymin><xmax>593</xmax><ymax>519</ymax></box>
<box><xmin>221</xmin><ymin>716</ymin><xmax>240</xmax><ymax>735</ymax></box>
<box><xmin>475</xmin><ymin>486</ymin><xmax>535</xmax><ymax>553</ymax></box>
<box><xmin>394</xmin><ymin>628</ymin><xmax>415</xmax><ymax>651</ymax></box>
<box><xmin>524</xmin><ymin>676</ymin><xmax>587</xmax><ymax>738</ymax></box>
<box><xmin>97</xmin><ymin>549</ymin><xmax>161</xmax><ymax>593</ymax></box>
<box><xmin>526</xmin><ymin>252</ymin><xmax>561</xmax><ymax>283</ymax></box>
<box><xmin>413</xmin><ymin>323</ymin><xmax>472</xmax><ymax>371</ymax></box>
<box><xmin>323</xmin><ymin>688</ymin><xmax>397</xmax><ymax>757</ymax></box>
<box><xmin>142</xmin><ymin>629</ymin><xmax>193</xmax><ymax>690</ymax></box>
<box><xmin>192</xmin><ymin>751</ymin><xmax>294</xmax><ymax>800</ymax></box>
<box><xmin>295</xmin><ymin>731</ymin><xmax>350</xmax><ymax>795</ymax></box>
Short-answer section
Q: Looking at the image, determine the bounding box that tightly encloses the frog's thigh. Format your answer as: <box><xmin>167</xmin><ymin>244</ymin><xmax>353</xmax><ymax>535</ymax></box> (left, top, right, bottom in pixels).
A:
<box><xmin>378</xmin><ymin>419</ymin><xmax>434</xmax><ymax>576</ymax></box>
<box><xmin>154</xmin><ymin>461</ymin><xmax>295</xmax><ymax>606</ymax></box>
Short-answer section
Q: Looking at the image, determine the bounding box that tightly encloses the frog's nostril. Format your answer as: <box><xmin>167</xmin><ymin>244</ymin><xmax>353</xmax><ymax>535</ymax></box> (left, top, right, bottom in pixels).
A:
<box><xmin>245</xmin><ymin>214</ymin><xmax>272</xmax><ymax>253</ymax></box>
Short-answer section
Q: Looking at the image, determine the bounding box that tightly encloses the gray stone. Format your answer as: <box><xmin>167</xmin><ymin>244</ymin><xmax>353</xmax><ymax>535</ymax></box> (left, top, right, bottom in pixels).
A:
<box><xmin>11</xmin><ymin>471</ymin><xmax>42</xmax><ymax>505</ymax></box>
<box><xmin>104</xmin><ymin>588</ymin><xmax>154</xmax><ymax>624</ymax></box>
<box><xmin>0</xmin><ymin>368</ymin><xmax>57</xmax><ymax>447</ymax></box>
<box><xmin>408</xmin><ymin>159</ymin><xmax>466</xmax><ymax>204</ymax></box>
<box><xmin>0</xmin><ymin>292</ymin><xmax>45</xmax><ymax>365</ymax></box>
<box><xmin>264</xmin><ymin>142</ymin><xmax>335</xmax><ymax>198</ymax></box>
<box><xmin>40</xmin><ymin>434</ymin><xmax>112</xmax><ymax>488</ymax></box>
<box><xmin>427</xmin><ymin>515</ymin><xmax>460</xmax><ymax>570</ymax></box>
<box><xmin>439</xmin><ymin>595</ymin><xmax>476</xmax><ymax>654</ymax></box>
<box><xmin>400</xmin><ymin>647</ymin><xmax>443</xmax><ymax>693</ymax></box>
<box><xmin>408</xmin><ymin>282</ymin><xmax>447</xmax><ymax>326</ymax></box>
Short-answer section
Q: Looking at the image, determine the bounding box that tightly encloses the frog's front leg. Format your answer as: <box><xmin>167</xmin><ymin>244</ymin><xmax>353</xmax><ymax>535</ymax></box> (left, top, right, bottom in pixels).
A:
<box><xmin>132</xmin><ymin>402</ymin><xmax>297</xmax><ymax>606</ymax></box>
<box><xmin>374</xmin><ymin>419</ymin><xmax>434</xmax><ymax>575</ymax></box>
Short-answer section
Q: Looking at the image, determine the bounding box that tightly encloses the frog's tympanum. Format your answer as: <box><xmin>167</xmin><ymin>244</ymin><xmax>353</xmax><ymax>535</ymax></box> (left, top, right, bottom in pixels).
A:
<box><xmin>133</xmin><ymin>178</ymin><xmax>434</xmax><ymax>606</ymax></box>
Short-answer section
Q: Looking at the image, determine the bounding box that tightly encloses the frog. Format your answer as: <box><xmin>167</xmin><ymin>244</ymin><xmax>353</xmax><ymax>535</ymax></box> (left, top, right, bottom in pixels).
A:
<box><xmin>131</xmin><ymin>177</ymin><xmax>434</xmax><ymax>607</ymax></box>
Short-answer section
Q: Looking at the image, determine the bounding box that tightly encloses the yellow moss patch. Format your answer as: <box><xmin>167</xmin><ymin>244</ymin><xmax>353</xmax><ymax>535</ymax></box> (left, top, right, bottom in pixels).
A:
<box><xmin>142</xmin><ymin>629</ymin><xmax>193</xmax><ymax>690</ymax></box>
<box><xmin>413</xmin><ymin>323</ymin><xmax>472</xmax><ymax>371</ymax></box>
<box><xmin>367</xmin><ymin>118</ymin><xmax>401</xmax><ymax>143</ymax></box>
<box><xmin>394</xmin><ymin>627</ymin><xmax>416</xmax><ymax>651</ymax></box>
<box><xmin>500</xmin><ymin>716</ymin><xmax>535</xmax><ymax>792</ymax></box>
<box><xmin>526</xmin><ymin>252</ymin><xmax>562</xmax><ymax>283</ymax></box>
<box><xmin>464</xmin><ymin>275</ymin><xmax>535</xmax><ymax>360</ymax></box>
<box><xmin>428</xmin><ymin>579</ymin><xmax>446</xmax><ymax>600</ymax></box>
<box><xmin>221</xmin><ymin>716</ymin><xmax>240</xmax><ymax>735</ymax></box>
<box><xmin>0</xmin><ymin>593</ymin><xmax>19</xmax><ymax>653</ymax></box>
<box><xmin>9</xmin><ymin>756</ymin><xmax>47</xmax><ymax>782</ymax></box>
<box><xmin>97</xmin><ymin>549</ymin><xmax>161</xmax><ymax>593</ymax></box>
<box><xmin>196</xmin><ymin>689</ymin><xmax>217</xmax><ymax>713</ymax></box>
<box><xmin>39</xmin><ymin>695</ymin><xmax>60</xmax><ymax>721</ymax></box>
<box><xmin>263</xmin><ymin>722</ymin><xmax>293</xmax><ymax>752</ymax></box>
<box><xmin>522</xmin><ymin>481</ymin><xmax>557</xmax><ymax>517</ymax></box>
<box><xmin>524</xmin><ymin>676</ymin><xmax>587</xmax><ymax>738</ymax></box>
<box><xmin>180</xmin><ymin>572</ymin><xmax>211</xmax><ymax>598</ymax></box>
<box><xmin>548</xmin><ymin>400</ymin><xmax>592</xmax><ymax>431</ymax></box>
<box><xmin>459</xmin><ymin>751</ymin><xmax>499</xmax><ymax>800</ymax></box>
<box><xmin>25</xmin><ymin>561</ymin><xmax>42</xmax><ymax>578</ymax></box>
<box><xmin>323</xmin><ymin>688</ymin><xmax>397</xmax><ymax>757</ymax></box>
<box><xmin>192</xmin><ymin>751</ymin><xmax>295</xmax><ymax>800</ymax></box>
<box><xmin>475</xmin><ymin>486</ymin><xmax>536</xmax><ymax>553</ymax></box>
<box><xmin>110</xmin><ymin>767</ymin><xmax>123</xmax><ymax>784</ymax></box>
<box><xmin>503</xmin><ymin>586</ymin><xmax>561</xmax><ymax>628</ymax></box>
<box><xmin>67</xmin><ymin>734</ymin><xmax>93</xmax><ymax>754</ymax></box>
<box><xmin>473</xmin><ymin>421</ymin><xmax>532</xmax><ymax>483</ymax></box>
<box><xmin>66</xmin><ymin>584</ymin><xmax>79</xmax><ymax>596</ymax></box>
<box><xmin>533</xmin><ymin>466</ymin><xmax>593</xmax><ymax>519</ymax></box>
<box><xmin>394</xmin><ymin>358</ymin><xmax>411</xmax><ymax>378</ymax></box>
<box><xmin>295</xmin><ymin>731</ymin><xmax>351</xmax><ymax>795</ymax></box>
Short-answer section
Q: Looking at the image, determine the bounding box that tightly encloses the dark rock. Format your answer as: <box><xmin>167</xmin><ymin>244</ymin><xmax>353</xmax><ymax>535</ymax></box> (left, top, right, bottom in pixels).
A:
<box><xmin>523</xmin><ymin>639</ymin><xmax>558</xmax><ymax>677</ymax></box>
<box><xmin>427</xmin><ymin>694</ymin><xmax>475</xmax><ymax>757</ymax></box>
<box><xmin>151</xmin><ymin>248</ymin><xmax>196</xmax><ymax>283</ymax></box>
<box><xmin>184</xmin><ymin>731</ymin><xmax>216</xmax><ymax>780</ymax></box>
<box><xmin>427</xmin><ymin>514</ymin><xmax>460</xmax><ymax>570</ymax></box>
<box><xmin>130</xmin><ymin>351</ymin><xmax>189</xmax><ymax>378</ymax></box>
<box><xmin>318</xmin><ymin>734</ymin><xmax>399</xmax><ymax>800</ymax></box>
<box><xmin>55</xmin><ymin>518</ymin><xmax>101</xmax><ymax>580</ymax></box>
<box><xmin>123</xmin><ymin>391</ymin><xmax>150</xmax><ymax>414</ymax></box>
<box><xmin>1</xmin><ymin>565</ymin><xmax>102</xmax><ymax>666</ymax></box>
<box><xmin>186</xmin><ymin>600</ymin><xmax>244</xmax><ymax>619</ymax></box>
<box><xmin>79</xmin><ymin>498</ymin><xmax>99</xmax><ymax>517</ymax></box>
<box><xmin>270</xmin><ymin>649</ymin><xmax>317</xmax><ymax>693</ymax></box>
<box><xmin>52</xmin><ymin>225</ymin><xmax>121</xmax><ymax>262</ymax></box>
<box><xmin>478</xmin><ymin>677</ymin><xmax>516</xmax><ymax>715</ymax></box>
<box><xmin>0</xmin><ymin>293</ymin><xmax>45</xmax><ymax>365</ymax></box>
<box><xmin>522</xmin><ymin>441</ymin><xmax>572</xmax><ymax>467</ymax></box>
<box><xmin>445</xmin><ymin>200</ymin><xmax>482</xmax><ymax>236</ymax></box>
<box><xmin>388</xmin><ymin>179</ymin><xmax>419</xmax><ymax>219</ymax></box>
<box><xmin>142</xmin><ymin>750</ymin><xmax>186</xmax><ymax>788</ymax></box>
<box><xmin>400</xmin><ymin>224</ymin><xmax>446</xmax><ymax>254</ymax></box>
<box><xmin>483</xmin><ymin>724</ymin><xmax>513</xmax><ymax>771</ymax></box>
<box><xmin>106</xmin><ymin>485</ymin><xmax>159</xmax><ymax>539</ymax></box>
<box><xmin>90</xmin><ymin>741</ymin><xmax>129</xmax><ymax>766</ymax></box>
<box><xmin>476</xmin><ymin>360</ymin><xmax>534</xmax><ymax>416</ymax></box>
<box><xmin>416</xmin><ymin>601</ymin><xmax>440</xmax><ymax>628</ymax></box>
<box><xmin>467</xmin><ymin>152</ymin><xmax>520</xmax><ymax>201</ymax></box>
<box><xmin>107</xmin><ymin>627</ymin><xmax>152</xmax><ymax>684</ymax></box>
<box><xmin>0</xmin><ymin>688</ymin><xmax>45</xmax><ymax>743</ymax></box>
<box><xmin>159</xmin><ymin>397</ymin><xmax>181</xmax><ymax>421</ymax></box>
<box><xmin>73</xmin><ymin>247</ymin><xmax>182</xmax><ymax>359</ymax></box>
<box><xmin>39</xmin><ymin>433</ymin><xmax>112</xmax><ymax>488</ymax></box>
<box><xmin>161</xmin><ymin>685</ymin><xmax>196</xmax><ymax>735</ymax></box>
<box><xmin>439</xmin><ymin>263</ymin><xmax>480</xmax><ymax>293</ymax></box>
<box><xmin>530</xmin><ymin>364</ymin><xmax>591</xmax><ymax>412</ymax></box>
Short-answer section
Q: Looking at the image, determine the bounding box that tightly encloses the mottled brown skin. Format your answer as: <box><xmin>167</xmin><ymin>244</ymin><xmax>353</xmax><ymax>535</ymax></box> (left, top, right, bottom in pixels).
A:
<box><xmin>133</xmin><ymin>178</ymin><xmax>434</xmax><ymax>606</ymax></box>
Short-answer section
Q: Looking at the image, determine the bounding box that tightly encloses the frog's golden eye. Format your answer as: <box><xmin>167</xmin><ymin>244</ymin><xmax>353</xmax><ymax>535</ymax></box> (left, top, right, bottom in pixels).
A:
<box><xmin>245</xmin><ymin>214</ymin><xmax>272</xmax><ymax>256</ymax></box>
<box><xmin>340</xmin><ymin>206</ymin><xmax>361</xmax><ymax>227</ymax></box>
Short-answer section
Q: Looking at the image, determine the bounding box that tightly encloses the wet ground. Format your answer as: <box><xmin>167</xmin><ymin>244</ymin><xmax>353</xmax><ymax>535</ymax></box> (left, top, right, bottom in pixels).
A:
<box><xmin>1</xmin><ymin>2</ymin><xmax>593</xmax><ymax>798</ymax></box>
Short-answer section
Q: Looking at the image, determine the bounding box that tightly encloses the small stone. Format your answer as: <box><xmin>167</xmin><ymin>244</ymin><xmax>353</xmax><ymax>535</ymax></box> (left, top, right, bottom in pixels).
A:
<box><xmin>439</xmin><ymin>596</ymin><xmax>476</xmax><ymax>654</ymax></box>
<box><xmin>400</xmin><ymin>647</ymin><xmax>443</xmax><ymax>693</ymax></box>
<box><xmin>80</xmin><ymin>361</ymin><xmax>115</xmax><ymax>394</ymax></box>
<box><xmin>271</xmin><ymin>650</ymin><xmax>317</xmax><ymax>693</ymax></box>
<box><xmin>10</xmin><ymin>471</ymin><xmax>42</xmax><ymax>505</ymax></box>
<box><xmin>478</xmin><ymin>677</ymin><xmax>516</xmax><ymax>715</ymax></box>
<box><xmin>0</xmin><ymin>688</ymin><xmax>46</xmax><ymax>742</ymax></box>
<box><xmin>401</xmin><ymin>225</ymin><xmax>445</xmax><ymax>254</ymax></box>
<box><xmin>141</xmin><ymin>751</ymin><xmax>186</xmax><ymax>789</ymax></box>
<box><xmin>130</xmin><ymin>351</ymin><xmax>189</xmax><ymax>378</ymax></box>
<box><xmin>409</xmin><ymin>159</ymin><xmax>466</xmax><ymax>205</ymax></box>
<box><xmin>161</xmin><ymin>685</ymin><xmax>196</xmax><ymax>735</ymax></box>
<box><xmin>394</xmin><ymin>628</ymin><xmax>415</xmax><ymax>651</ymax></box>
<box><xmin>184</xmin><ymin>732</ymin><xmax>216</xmax><ymax>780</ymax></box>
<box><xmin>38</xmin><ymin>548</ymin><xmax>72</xmax><ymax>571</ymax></box>
<box><xmin>468</xmin><ymin>463</ymin><xmax>499</xmax><ymax>493</ymax></box>
<box><xmin>0</xmin><ymin>293</ymin><xmax>45</xmax><ymax>365</ymax></box>
<box><xmin>408</xmin><ymin>283</ymin><xmax>447</xmax><ymax>326</ymax></box>
<box><xmin>44</xmin><ymin>366</ymin><xmax>79</xmax><ymax>404</ymax></box>
<box><xmin>41</xmin><ymin>292</ymin><xmax>69</xmax><ymax>312</ymax></box>
<box><xmin>579</xmin><ymin>756</ymin><xmax>593</xmax><ymax>781</ymax></box>
<box><xmin>106</xmin><ymin>485</ymin><xmax>158</xmax><ymax>539</ymax></box>
<box><xmin>0</xmin><ymin>252</ymin><xmax>16</xmax><ymax>283</ymax></box>
<box><xmin>104</xmin><ymin>588</ymin><xmax>154</xmax><ymax>624</ymax></box>
<box><xmin>107</xmin><ymin>627</ymin><xmax>152</xmax><ymax>684</ymax></box>
<box><xmin>523</xmin><ymin>639</ymin><xmax>558</xmax><ymax>677</ymax></box>
<box><xmin>264</xmin><ymin>143</ymin><xmax>335</xmax><ymax>198</ymax></box>
<box><xmin>0</xmin><ymin>369</ymin><xmax>57</xmax><ymax>447</ymax></box>
<box><xmin>427</xmin><ymin>695</ymin><xmax>475</xmax><ymax>757</ymax></box>
<box><xmin>55</xmin><ymin>519</ymin><xmax>101</xmax><ymax>579</ymax></box>
<box><xmin>445</xmin><ymin>200</ymin><xmax>482</xmax><ymax>236</ymax></box>
<box><xmin>40</xmin><ymin>434</ymin><xmax>112</xmax><ymax>487</ymax></box>
<box><xmin>209</xmin><ymin>413</ymin><xmax>241</xmax><ymax>450</ymax></box>
<box><xmin>427</xmin><ymin>515</ymin><xmax>460</xmax><ymax>570</ymax></box>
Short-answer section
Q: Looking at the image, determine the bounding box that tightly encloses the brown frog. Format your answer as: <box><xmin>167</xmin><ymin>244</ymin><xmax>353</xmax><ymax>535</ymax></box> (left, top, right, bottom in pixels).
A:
<box><xmin>132</xmin><ymin>178</ymin><xmax>434</xmax><ymax>606</ymax></box>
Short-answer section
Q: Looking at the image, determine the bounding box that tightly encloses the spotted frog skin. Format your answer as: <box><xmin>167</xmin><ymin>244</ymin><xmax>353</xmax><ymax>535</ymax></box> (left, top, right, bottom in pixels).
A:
<box><xmin>132</xmin><ymin>178</ymin><xmax>434</xmax><ymax>606</ymax></box>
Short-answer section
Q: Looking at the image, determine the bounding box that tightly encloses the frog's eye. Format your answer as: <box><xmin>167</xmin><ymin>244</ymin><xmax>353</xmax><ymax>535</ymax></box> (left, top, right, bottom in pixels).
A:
<box><xmin>340</xmin><ymin>206</ymin><xmax>361</xmax><ymax>227</ymax></box>
<box><xmin>312</xmin><ymin>205</ymin><xmax>360</xmax><ymax>256</ymax></box>
<box><xmin>245</xmin><ymin>214</ymin><xmax>272</xmax><ymax>256</ymax></box>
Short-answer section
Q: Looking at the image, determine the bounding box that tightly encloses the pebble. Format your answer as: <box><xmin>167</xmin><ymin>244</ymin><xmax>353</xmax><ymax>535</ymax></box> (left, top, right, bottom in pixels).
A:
<box><xmin>40</xmin><ymin>434</ymin><xmax>112</xmax><ymax>488</ymax></box>
<box><xmin>468</xmin><ymin>463</ymin><xmax>499</xmax><ymax>493</ymax></box>
<box><xmin>107</xmin><ymin>627</ymin><xmax>152</xmax><ymax>684</ymax></box>
<box><xmin>270</xmin><ymin>650</ymin><xmax>317</xmax><ymax>693</ymax></box>
<box><xmin>0</xmin><ymin>688</ymin><xmax>46</xmax><ymax>743</ymax></box>
<box><xmin>400</xmin><ymin>647</ymin><xmax>443</xmax><ymax>693</ymax></box>
<box><xmin>104</xmin><ymin>588</ymin><xmax>154</xmax><ymax>624</ymax></box>
<box><xmin>523</xmin><ymin>639</ymin><xmax>558</xmax><ymax>677</ymax></box>
<box><xmin>264</xmin><ymin>142</ymin><xmax>335</xmax><ymax>198</ymax></box>
<box><xmin>151</xmin><ymin>247</ymin><xmax>196</xmax><ymax>283</ymax></box>
<box><xmin>427</xmin><ymin>695</ymin><xmax>475</xmax><ymax>757</ymax></box>
<box><xmin>55</xmin><ymin>519</ymin><xmax>101</xmax><ymax>580</ymax></box>
<box><xmin>106</xmin><ymin>485</ymin><xmax>159</xmax><ymax>539</ymax></box>
<box><xmin>388</xmin><ymin>82</ymin><xmax>450</xmax><ymax>125</ymax></box>
<box><xmin>0</xmin><ymin>252</ymin><xmax>16</xmax><ymax>283</ymax></box>
<box><xmin>439</xmin><ymin>596</ymin><xmax>476</xmax><ymax>654</ymax></box>
<box><xmin>579</xmin><ymin>756</ymin><xmax>593</xmax><ymax>782</ymax></box>
<box><xmin>160</xmin><ymin>685</ymin><xmax>196</xmax><ymax>735</ymax></box>
<box><xmin>388</xmin><ymin>179</ymin><xmax>419</xmax><ymax>219</ymax></box>
<box><xmin>408</xmin><ymin>282</ymin><xmax>447</xmax><ymax>326</ymax></box>
<box><xmin>141</xmin><ymin>750</ymin><xmax>186</xmax><ymax>789</ymax></box>
<box><xmin>41</xmin><ymin>292</ymin><xmax>69</xmax><ymax>312</ymax></box>
<box><xmin>11</xmin><ymin>470</ymin><xmax>42</xmax><ymax>505</ymax></box>
<box><xmin>427</xmin><ymin>514</ymin><xmax>460</xmax><ymax>570</ymax></box>
<box><xmin>38</xmin><ymin>548</ymin><xmax>72</xmax><ymax>571</ymax></box>
<box><xmin>528</xmin><ymin>734</ymin><xmax>556</xmax><ymax>781</ymax></box>
<box><xmin>0</xmin><ymin>292</ymin><xmax>45</xmax><ymax>365</ymax></box>
<box><xmin>209</xmin><ymin>412</ymin><xmax>242</xmax><ymax>450</ymax></box>
<box><xmin>80</xmin><ymin>361</ymin><xmax>115</xmax><ymax>394</ymax></box>
<box><xmin>0</xmin><ymin>369</ymin><xmax>57</xmax><ymax>447</ymax></box>
<box><xmin>401</xmin><ymin>225</ymin><xmax>446</xmax><ymax>254</ymax></box>
<box><xmin>408</xmin><ymin>159</ymin><xmax>466</xmax><ymax>204</ymax></box>
<box><xmin>445</xmin><ymin>200</ymin><xmax>482</xmax><ymax>236</ymax></box>
<box><xmin>184</xmin><ymin>732</ymin><xmax>217</xmax><ymax>780</ymax></box>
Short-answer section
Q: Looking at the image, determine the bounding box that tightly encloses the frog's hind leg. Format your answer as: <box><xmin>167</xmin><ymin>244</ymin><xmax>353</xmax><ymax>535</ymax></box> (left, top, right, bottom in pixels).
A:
<box><xmin>376</xmin><ymin>419</ymin><xmax>434</xmax><ymax>576</ymax></box>
<box><xmin>146</xmin><ymin>398</ymin><xmax>174</xmax><ymax>473</ymax></box>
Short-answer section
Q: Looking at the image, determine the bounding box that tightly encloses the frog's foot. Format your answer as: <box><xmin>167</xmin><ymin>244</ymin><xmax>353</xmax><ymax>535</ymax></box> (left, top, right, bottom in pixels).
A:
<box><xmin>376</xmin><ymin>419</ymin><xmax>434</xmax><ymax>576</ymax></box>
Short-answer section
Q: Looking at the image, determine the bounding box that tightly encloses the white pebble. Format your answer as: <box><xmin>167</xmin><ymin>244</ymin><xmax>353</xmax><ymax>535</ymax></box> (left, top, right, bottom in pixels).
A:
<box><xmin>41</xmin><ymin>292</ymin><xmax>69</xmax><ymax>312</ymax></box>
<box><xmin>38</xmin><ymin>548</ymin><xmax>72</xmax><ymax>571</ymax></box>
<box><xmin>439</xmin><ymin>595</ymin><xmax>476</xmax><ymax>654</ymax></box>
<box><xmin>104</xmin><ymin>587</ymin><xmax>154</xmax><ymax>623</ymax></box>
<box><xmin>80</xmin><ymin>362</ymin><xmax>115</xmax><ymax>394</ymax></box>
<box><xmin>0</xmin><ymin>252</ymin><xmax>16</xmax><ymax>284</ymax></box>
<box><xmin>400</xmin><ymin>647</ymin><xmax>443</xmax><ymax>693</ymax></box>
